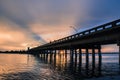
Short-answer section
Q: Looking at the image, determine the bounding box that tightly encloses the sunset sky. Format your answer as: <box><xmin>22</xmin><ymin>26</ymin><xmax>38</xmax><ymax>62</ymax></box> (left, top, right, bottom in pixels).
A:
<box><xmin>0</xmin><ymin>0</ymin><xmax>120</xmax><ymax>52</ymax></box>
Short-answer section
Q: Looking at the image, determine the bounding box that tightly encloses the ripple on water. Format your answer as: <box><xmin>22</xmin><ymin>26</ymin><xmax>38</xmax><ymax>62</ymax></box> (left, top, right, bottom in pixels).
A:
<box><xmin>0</xmin><ymin>53</ymin><xmax>119</xmax><ymax>80</ymax></box>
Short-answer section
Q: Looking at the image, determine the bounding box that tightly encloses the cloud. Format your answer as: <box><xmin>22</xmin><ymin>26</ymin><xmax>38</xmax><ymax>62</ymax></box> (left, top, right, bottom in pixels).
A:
<box><xmin>29</xmin><ymin>23</ymin><xmax>72</xmax><ymax>42</ymax></box>
<box><xmin>0</xmin><ymin>0</ymin><xmax>89</xmax><ymax>50</ymax></box>
<box><xmin>0</xmin><ymin>17</ymin><xmax>40</xmax><ymax>50</ymax></box>
<box><xmin>0</xmin><ymin>0</ymin><xmax>119</xmax><ymax>52</ymax></box>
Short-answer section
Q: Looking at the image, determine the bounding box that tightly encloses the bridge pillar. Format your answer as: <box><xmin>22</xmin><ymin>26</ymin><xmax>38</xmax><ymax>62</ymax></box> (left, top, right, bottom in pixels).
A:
<box><xmin>46</xmin><ymin>50</ymin><xmax>48</xmax><ymax>61</ymax></box>
<box><xmin>70</xmin><ymin>49</ymin><xmax>74</xmax><ymax>64</ymax></box>
<box><xmin>117</xmin><ymin>41</ymin><xmax>120</xmax><ymax>65</ymax></box>
<box><xmin>92</xmin><ymin>48</ymin><xmax>95</xmax><ymax>75</ymax></box>
<box><xmin>41</xmin><ymin>51</ymin><xmax>43</xmax><ymax>59</ymax></box>
<box><xmin>65</xmin><ymin>50</ymin><xmax>67</xmax><ymax>59</ymax></box>
<box><xmin>98</xmin><ymin>45</ymin><xmax>102</xmax><ymax>75</ymax></box>
<box><xmin>74</xmin><ymin>49</ymin><xmax>77</xmax><ymax>72</ymax></box>
<box><xmin>43</xmin><ymin>50</ymin><xmax>45</xmax><ymax>60</ymax></box>
<box><xmin>44</xmin><ymin>50</ymin><xmax>47</xmax><ymax>62</ymax></box>
<box><xmin>65</xmin><ymin>49</ymin><xmax>67</xmax><ymax>63</ymax></box>
<box><xmin>86</xmin><ymin>48</ymin><xmax>89</xmax><ymax>75</ymax></box>
<box><xmin>50</xmin><ymin>50</ymin><xmax>53</xmax><ymax>64</ymax></box>
<box><xmin>65</xmin><ymin>49</ymin><xmax>67</xmax><ymax>68</ymax></box>
<box><xmin>40</xmin><ymin>51</ymin><xmax>42</xmax><ymax>58</ymax></box>
<box><xmin>40</xmin><ymin>53</ymin><xmax>42</xmax><ymax>58</ymax></box>
<box><xmin>39</xmin><ymin>53</ymin><xmax>41</xmax><ymax>58</ymax></box>
<box><xmin>70</xmin><ymin>49</ymin><xmax>74</xmax><ymax>73</ymax></box>
<box><xmin>119</xmin><ymin>45</ymin><xmax>120</xmax><ymax>65</ymax></box>
<box><xmin>54</xmin><ymin>50</ymin><xmax>56</xmax><ymax>60</ymax></box>
<box><xmin>42</xmin><ymin>51</ymin><xmax>44</xmax><ymax>59</ymax></box>
<box><xmin>79</xmin><ymin>48</ymin><xmax>82</xmax><ymax>73</ymax></box>
<box><xmin>54</xmin><ymin>50</ymin><xmax>56</xmax><ymax>67</ymax></box>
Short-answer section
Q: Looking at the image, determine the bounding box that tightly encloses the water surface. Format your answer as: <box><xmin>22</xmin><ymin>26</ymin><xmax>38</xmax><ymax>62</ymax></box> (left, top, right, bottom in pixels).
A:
<box><xmin>0</xmin><ymin>53</ymin><xmax>119</xmax><ymax>80</ymax></box>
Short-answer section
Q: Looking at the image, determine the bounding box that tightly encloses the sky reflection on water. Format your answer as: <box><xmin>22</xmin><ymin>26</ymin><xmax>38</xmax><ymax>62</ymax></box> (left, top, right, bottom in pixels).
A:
<box><xmin>0</xmin><ymin>53</ymin><xmax>119</xmax><ymax>80</ymax></box>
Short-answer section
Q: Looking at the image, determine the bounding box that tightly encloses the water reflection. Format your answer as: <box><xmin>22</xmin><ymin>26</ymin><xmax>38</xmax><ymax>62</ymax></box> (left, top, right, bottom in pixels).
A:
<box><xmin>0</xmin><ymin>54</ymin><xmax>34</xmax><ymax>74</ymax></box>
<box><xmin>0</xmin><ymin>54</ymin><xmax>36</xmax><ymax>80</ymax></box>
<box><xmin>37</xmin><ymin>52</ymin><xmax>120</xmax><ymax>79</ymax></box>
<box><xmin>37</xmin><ymin>53</ymin><xmax>98</xmax><ymax>79</ymax></box>
<box><xmin>0</xmin><ymin>53</ymin><xmax>119</xmax><ymax>80</ymax></box>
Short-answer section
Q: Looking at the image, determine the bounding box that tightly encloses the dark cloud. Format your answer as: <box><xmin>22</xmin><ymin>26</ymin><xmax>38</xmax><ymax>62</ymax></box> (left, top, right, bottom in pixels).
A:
<box><xmin>0</xmin><ymin>0</ymin><xmax>87</xmax><ymax>44</ymax></box>
<box><xmin>0</xmin><ymin>0</ymin><xmax>47</xmax><ymax>44</ymax></box>
<box><xmin>76</xmin><ymin>0</ymin><xmax>120</xmax><ymax>32</ymax></box>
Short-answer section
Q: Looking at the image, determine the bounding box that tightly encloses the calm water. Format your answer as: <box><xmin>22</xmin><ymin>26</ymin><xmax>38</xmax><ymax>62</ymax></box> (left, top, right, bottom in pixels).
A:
<box><xmin>0</xmin><ymin>53</ymin><xmax>120</xmax><ymax>80</ymax></box>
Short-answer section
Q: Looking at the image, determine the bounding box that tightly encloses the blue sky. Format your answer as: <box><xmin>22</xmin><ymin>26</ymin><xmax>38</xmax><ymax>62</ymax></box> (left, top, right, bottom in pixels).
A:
<box><xmin>0</xmin><ymin>0</ymin><xmax>119</xmax><ymax>51</ymax></box>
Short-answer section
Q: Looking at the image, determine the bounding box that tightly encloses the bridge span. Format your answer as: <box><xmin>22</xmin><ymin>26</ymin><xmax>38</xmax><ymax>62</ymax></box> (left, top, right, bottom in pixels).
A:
<box><xmin>30</xmin><ymin>19</ymin><xmax>120</xmax><ymax>50</ymax></box>
<box><xmin>29</xmin><ymin>19</ymin><xmax>120</xmax><ymax>75</ymax></box>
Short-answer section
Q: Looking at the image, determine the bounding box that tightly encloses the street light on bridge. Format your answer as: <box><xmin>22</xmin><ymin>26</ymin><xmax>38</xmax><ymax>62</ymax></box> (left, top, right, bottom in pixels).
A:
<box><xmin>69</xmin><ymin>26</ymin><xmax>78</xmax><ymax>33</ymax></box>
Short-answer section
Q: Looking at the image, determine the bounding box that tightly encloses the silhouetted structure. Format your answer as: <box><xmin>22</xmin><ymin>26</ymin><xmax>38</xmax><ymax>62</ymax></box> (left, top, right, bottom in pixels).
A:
<box><xmin>28</xmin><ymin>19</ymin><xmax>120</xmax><ymax>76</ymax></box>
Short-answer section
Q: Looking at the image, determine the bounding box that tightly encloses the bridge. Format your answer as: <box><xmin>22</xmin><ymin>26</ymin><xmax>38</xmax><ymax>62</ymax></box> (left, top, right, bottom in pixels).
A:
<box><xmin>29</xmin><ymin>19</ymin><xmax>120</xmax><ymax>75</ymax></box>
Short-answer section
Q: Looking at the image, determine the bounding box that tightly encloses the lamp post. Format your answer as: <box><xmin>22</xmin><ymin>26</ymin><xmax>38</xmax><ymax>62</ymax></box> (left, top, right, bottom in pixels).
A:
<box><xmin>70</xmin><ymin>26</ymin><xmax>78</xmax><ymax>33</ymax></box>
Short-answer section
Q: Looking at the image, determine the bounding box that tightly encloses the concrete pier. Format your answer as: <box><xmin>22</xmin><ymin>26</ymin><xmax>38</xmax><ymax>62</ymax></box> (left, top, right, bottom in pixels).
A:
<box><xmin>92</xmin><ymin>48</ymin><xmax>95</xmax><ymax>74</ymax></box>
<box><xmin>98</xmin><ymin>46</ymin><xmax>102</xmax><ymax>75</ymax></box>
<box><xmin>74</xmin><ymin>49</ymin><xmax>77</xmax><ymax>72</ymax></box>
<box><xmin>86</xmin><ymin>48</ymin><xmax>89</xmax><ymax>75</ymax></box>
<box><xmin>79</xmin><ymin>48</ymin><xmax>82</xmax><ymax>72</ymax></box>
<box><xmin>119</xmin><ymin>46</ymin><xmax>120</xmax><ymax>65</ymax></box>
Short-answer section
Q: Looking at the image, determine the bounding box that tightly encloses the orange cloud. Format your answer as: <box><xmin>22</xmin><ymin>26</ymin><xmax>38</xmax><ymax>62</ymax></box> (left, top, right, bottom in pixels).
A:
<box><xmin>0</xmin><ymin>18</ymin><xmax>40</xmax><ymax>51</ymax></box>
<box><xmin>29</xmin><ymin>23</ymin><xmax>73</xmax><ymax>42</ymax></box>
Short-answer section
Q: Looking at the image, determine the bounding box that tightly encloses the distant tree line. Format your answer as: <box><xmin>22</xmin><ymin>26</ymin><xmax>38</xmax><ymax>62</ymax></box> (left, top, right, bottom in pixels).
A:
<box><xmin>0</xmin><ymin>50</ymin><xmax>27</xmax><ymax>54</ymax></box>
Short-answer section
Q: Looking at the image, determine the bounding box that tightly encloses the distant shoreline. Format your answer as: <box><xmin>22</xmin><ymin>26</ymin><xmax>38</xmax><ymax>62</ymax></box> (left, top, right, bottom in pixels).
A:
<box><xmin>0</xmin><ymin>51</ymin><xmax>118</xmax><ymax>54</ymax></box>
<box><xmin>0</xmin><ymin>51</ymin><xmax>27</xmax><ymax>54</ymax></box>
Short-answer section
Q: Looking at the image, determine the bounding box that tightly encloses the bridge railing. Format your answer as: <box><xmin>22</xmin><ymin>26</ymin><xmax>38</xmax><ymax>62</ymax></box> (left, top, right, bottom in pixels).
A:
<box><xmin>34</xmin><ymin>19</ymin><xmax>120</xmax><ymax>49</ymax></box>
<box><xmin>52</xmin><ymin>19</ymin><xmax>120</xmax><ymax>44</ymax></box>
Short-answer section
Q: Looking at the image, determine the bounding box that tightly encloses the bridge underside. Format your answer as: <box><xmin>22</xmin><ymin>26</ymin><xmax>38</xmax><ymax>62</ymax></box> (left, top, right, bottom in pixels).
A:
<box><xmin>31</xmin><ymin>25</ymin><xmax>120</xmax><ymax>51</ymax></box>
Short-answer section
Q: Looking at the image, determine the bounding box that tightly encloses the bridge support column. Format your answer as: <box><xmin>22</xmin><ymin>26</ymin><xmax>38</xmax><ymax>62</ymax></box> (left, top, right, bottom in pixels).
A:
<box><xmin>42</xmin><ymin>51</ymin><xmax>44</xmax><ymax>59</ymax></box>
<box><xmin>98</xmin><ymin>45</ymin><xmax>102</xmax><ymax>75</ymax></box>
<box><xmin>40</xmin><ymin>51</ymin><xmax>42</xmax><ymax>59</ymax></box>
<box><xmin>65</xmin><ymin>50</ymin><xmax>67</xmax><ymax>59</ymax></box>
<box><xmin>86</xmin><ymin>48</ymin><xmax>89</xmax><ymax>75</ymax></box>
<box><xmin>40</xmin><ymin>53</ymin><xmax>42</xmax><ymax>58</ymax></box>
<box><xmin>46</xmin><ymin>50</ymin><xmax>48</xmax><ymax>61</ymax></box>
<box><xmin>39</xmin><ymin>53</ymin><xmax>41</xmax><ymax>58</ymax></box>
<box><xmin>79</xmin><ymin>48</ymin><xmax>82</xmax><ymax>73</ymax></box>
<box><xmin>70</xmin><ymin>49</ymin><xmax>74</xmax><ymax>63</ymax></box>
<box><xmin>92</xmin><ymin>48</ymin><xmax>95</xmax><ymax>75</ymax></box>
<box><xmin>119</xmin><ymin>45</ymin><xmax>120</xmax><ymax>65</ymax></box>
<box><xmin>54</xmin><ymin>50</ymin><xmax>56</xmax><ymax>67</ymax></box>
<box><xmin>70</xmin><ymin>49</ymin><xmax>74</xmax><ymax>73</ymax></box>
<box><xmin>64</xmin><ymin>49</ymin><xmax>67</xmax><ymax>69</ymax></box>
<box><xmin>50</xmin><ymin>50</ymin><xmax>53</xmax><ymax>64</ymax></box>
<box><xmin>40</xmin><ymin>51</ymin><xmax>42</xmax><ymax>58</ymax></box>
<box><xmin>117</xmin><ymin>41</ymin><xmax>120</xmax><ymax>65</ymax></box>
<box><xmin>43</xmin><ymin>50</ymin><xmax>45</xmax><ymax>60</ymax></box>
<box><xmin>74</xmin><ymin>49</ymin><xmax>77</xmax><ymax>72</ymax></box>
<box><xmin>54</xmin><ymin>50</ymin><xmax>56</xmax><ymax>60</ymax></box>
<box><xmin>41</xmin><ymin>52</ymin><xmax>43</xmax><ymax>59</ymax></box>
<box><xmin>65</xmin><ymin>49</ymin><xmax>67</xmax><ymax>64</ymax></box>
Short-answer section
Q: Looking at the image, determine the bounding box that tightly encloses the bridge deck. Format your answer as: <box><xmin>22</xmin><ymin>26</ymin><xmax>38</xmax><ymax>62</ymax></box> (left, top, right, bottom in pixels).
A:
<box><xmin>31</xmin><ymin>19</ymin><xmax>120</xmax><ymax>50</ymax></box>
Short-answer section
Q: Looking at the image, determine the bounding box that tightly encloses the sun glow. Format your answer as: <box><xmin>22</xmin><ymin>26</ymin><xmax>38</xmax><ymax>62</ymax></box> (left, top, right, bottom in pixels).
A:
<box><xmin>59</xmin><ymin>50</ymin><xmax>64</xmax><ymax>55</ymax></box>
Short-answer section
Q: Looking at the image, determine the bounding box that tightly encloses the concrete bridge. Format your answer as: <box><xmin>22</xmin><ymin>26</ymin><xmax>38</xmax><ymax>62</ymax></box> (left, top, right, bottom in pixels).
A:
<box><xmin>28</xmin><ymin>19</ymin><xmax>120</xmax><ymax>75</ymax></box>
